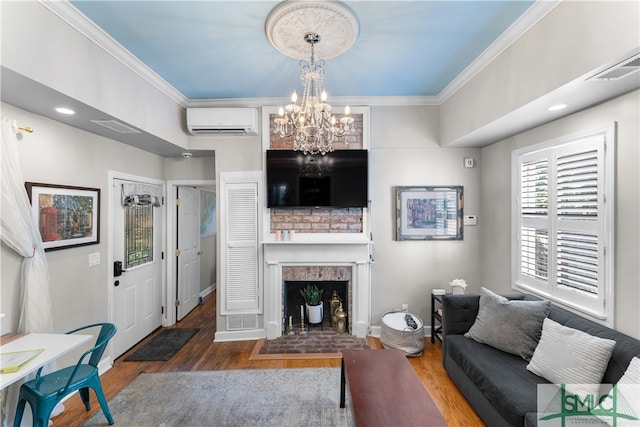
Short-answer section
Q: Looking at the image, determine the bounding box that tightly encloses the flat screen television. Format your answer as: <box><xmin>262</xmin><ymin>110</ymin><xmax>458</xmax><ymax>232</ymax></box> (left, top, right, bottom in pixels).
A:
<box><xmin>266</xmin><ymin>150</ymin><xmax>368</xmax><ymax>208</ymax></box>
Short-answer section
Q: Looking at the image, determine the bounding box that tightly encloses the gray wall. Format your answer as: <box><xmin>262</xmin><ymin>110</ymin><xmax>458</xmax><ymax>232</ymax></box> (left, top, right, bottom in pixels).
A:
<box><xmin>4</xmin><ymin>96</ymin><xmax>637</xmax><ymax>342</ymax></box>
<box><xmin>368</xmin><ymin>106</ymin><xmax>483</xmax><ymax>326</ymax></box>
<box><xmin>2</xmin><ymin>1</ymin><xmax>637</xmax><ymax>342</ymax></box>
<box><xmin>0</xmin><ymin>102</ymin><xmax>166</xmax><ymax>335</ymax></box>
<box><xmin>200</xmin><ymin>235</ymin><xmax>216</xmax><ymax>292</ymax></box>
<box><xmin>440</xmin><ymin>1</ymin><xmax>639</xmax><ymax>146</ymax></box>
<box><xmin>480</xmin><ymin>90</ymin><xmax>640</xmax><ymax>338</ymax></box>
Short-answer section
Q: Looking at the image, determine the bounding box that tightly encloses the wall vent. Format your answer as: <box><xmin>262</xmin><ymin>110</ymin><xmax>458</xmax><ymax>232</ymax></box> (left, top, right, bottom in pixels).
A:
<box><xmin>226</xmin><ymin>314</ymin><xmax>258</xmax><ymax>331</ymax></box>
<box><xmin>588</xmin><ymin>53</ymin><xmax>640</xmax><ymax>81</ymax></box>
<box><xmin>91</xmin><ymin>119</ymin><xmax>141</xmax><ymax>134</ymax></box>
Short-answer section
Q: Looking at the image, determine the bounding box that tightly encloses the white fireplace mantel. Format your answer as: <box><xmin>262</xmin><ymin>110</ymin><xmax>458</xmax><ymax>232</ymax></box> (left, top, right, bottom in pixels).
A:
<box><xmin>263</xmin><ymin>237</ymin><xmax>372</xmax><ymax>339</ymax></box>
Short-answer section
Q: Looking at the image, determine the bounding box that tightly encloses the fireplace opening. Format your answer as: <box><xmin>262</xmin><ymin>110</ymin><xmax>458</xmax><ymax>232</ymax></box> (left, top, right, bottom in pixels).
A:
<box><xmin>284</xmin><ymin>281</ymin><xmax>348</xmax><ymax>332</ymax></box>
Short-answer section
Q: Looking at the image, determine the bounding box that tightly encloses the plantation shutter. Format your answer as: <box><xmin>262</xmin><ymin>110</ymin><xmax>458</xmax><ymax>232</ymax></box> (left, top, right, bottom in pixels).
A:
<box><xmin>520</xmin><ymin>158</ymin><xmax>549</xmax><ymax>282</ymax></box>
<box><xmin>555</xmin><ymin>145</ymin><xmax>602</xmax><ymax>296</ymax></box>
<box><xmin>219</xmin><ymin>172</ymin><xmax>261</xmax><ymax>314</ymax></box>
<box><xmin>513</xmin><ymin>127</ymin><xmax>611</xmax><ymax>320</ymax></box>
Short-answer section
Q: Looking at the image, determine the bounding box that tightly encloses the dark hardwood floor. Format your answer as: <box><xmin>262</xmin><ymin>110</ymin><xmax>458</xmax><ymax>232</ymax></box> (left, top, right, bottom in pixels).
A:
<box><xmin>52</xmin><ymin>292</ymin><xmax>483</xmax><ymax>426</ymax></box>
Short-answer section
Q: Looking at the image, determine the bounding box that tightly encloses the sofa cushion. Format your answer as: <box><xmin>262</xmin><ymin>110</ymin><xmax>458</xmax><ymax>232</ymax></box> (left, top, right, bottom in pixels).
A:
<box><xmin>527</xmin><ymin>318</ymin><xmax>616</xmax><ymax>397</ymax></box>
<box><xmin>464</xmin><ymin>287</ymin><xmax>550</xmax><ymax>360</ymax></box>
<box><xmin>548</xmin><ymin>305</ymin><xmax>640</xmax><ymax>384</ymax></box>
<box><xmin>592</xmin><ymin>356</ymin><xmax>640</xmax><ymax>426</ymax></box>
<box><xmin>446</xmin><ymin>334</ymin><xmax>550</xmax><ymax>427</ymax></box>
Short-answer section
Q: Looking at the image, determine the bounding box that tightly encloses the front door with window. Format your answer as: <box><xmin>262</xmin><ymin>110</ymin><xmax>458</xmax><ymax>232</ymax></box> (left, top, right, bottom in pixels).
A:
<box><xmin>112</xmin><ymin>179</ymin><xmax>163</xmax><ymax>358</ymax></box>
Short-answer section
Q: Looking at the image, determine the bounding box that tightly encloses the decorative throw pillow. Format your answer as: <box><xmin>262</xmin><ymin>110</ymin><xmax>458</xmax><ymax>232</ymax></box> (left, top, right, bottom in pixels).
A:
<box><xmin>591</xmin><ymin>357</ymin><xmax>640</xmax><ymax>426</ymax></box>
<box><xmin>526</xmin><ymin>318</ymin><xmax>616</xmax><ymax>397</ymax></box>
<box><xmin>464</xmin><ymin>287</ymin><xmax>550</xmax><ymax>360</ymax></box>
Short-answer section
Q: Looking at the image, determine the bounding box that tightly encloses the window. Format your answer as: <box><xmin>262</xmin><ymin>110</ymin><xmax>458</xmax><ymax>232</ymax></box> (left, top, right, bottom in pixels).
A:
<box><xmin>511</xmin><ymin>124</ymin><xmax>615</xmax><ymax>324</ymax></box>
<box><xmin>124</xmin><ymin>204</ymin><xmax>154</xmax><ymax>268</ymax></box>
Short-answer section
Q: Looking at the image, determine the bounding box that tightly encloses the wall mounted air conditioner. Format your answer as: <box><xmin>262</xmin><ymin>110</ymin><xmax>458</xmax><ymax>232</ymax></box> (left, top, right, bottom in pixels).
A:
<box><xmin>186</xmin><ymin>108</ymin><xmax>259</xmax><ymax>136</ymax></box>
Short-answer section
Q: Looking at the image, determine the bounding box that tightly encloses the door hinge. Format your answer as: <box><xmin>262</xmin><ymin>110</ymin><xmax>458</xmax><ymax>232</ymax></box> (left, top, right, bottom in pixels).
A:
<box><xmin>162</xmin><ymin>251</ymin><xmax>165</xmax><ymax>260</ymax></box>
<box><xmin>175</xmin><ymin>300</ymin><xmax>181</xmax><ymax>307</ymax></box>
<box><xmin>175</xmin><ymin>198</ymin><xmax>180</xmax><ymax>206</ymax></box>
<box><xmin>162</xmin><ymin>306</ymin><xmax>164</xmax><ymax>314</ymax></box>
<box><xmin>175</xmin><ymin>249</ymin><xmax>182</xmax><ymax>256</ymax></box>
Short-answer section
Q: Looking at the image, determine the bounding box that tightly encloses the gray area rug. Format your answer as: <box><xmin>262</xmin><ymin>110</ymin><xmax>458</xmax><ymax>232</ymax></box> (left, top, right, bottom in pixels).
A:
<box><xmin>124</xmin><ymin>328</ymin><xmax>199</xmax><ymax>361</ymax></box>
<box><xmin>84</xmin><ymin>368</ymin><xmax>354</xmax><ymax>427</ymax></box>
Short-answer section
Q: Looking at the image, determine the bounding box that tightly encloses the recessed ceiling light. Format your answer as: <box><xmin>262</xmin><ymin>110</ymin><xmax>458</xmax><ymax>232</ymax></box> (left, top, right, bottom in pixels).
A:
<box><xmin>548</xmin><ymin>104</ymin><xmax>567</xmax><ymax>111</ymax></box>
<box><xmin>55</xmin><ymin>107</ymin><xmax>75</xmax><ymax>115</ymax></box>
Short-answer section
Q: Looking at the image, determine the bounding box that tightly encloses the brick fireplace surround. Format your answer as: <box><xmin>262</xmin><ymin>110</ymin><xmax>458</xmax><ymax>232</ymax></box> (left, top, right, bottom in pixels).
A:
<box><xmin>262</xmin><ymin>112</ymin><xmax>370</xmax><ymax>339</ymax></box>
<box><xmin>263</xmin><ymin>237</ymin><xmax>371</xmax><ymax>339</ymax></box>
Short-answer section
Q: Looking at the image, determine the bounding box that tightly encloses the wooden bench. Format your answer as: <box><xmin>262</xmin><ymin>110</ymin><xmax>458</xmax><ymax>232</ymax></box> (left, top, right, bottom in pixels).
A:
<box><xmin>340</xmin><ymin>349</ymin><xmax>447</xmax><ymax>427</ymax></box>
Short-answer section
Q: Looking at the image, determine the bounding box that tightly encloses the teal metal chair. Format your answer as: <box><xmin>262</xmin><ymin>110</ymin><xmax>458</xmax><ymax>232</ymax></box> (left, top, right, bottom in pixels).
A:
<box><xmin>13</xmin><ymin>323</ymin><xmax>117</xmax><ymax>427</ymax></box>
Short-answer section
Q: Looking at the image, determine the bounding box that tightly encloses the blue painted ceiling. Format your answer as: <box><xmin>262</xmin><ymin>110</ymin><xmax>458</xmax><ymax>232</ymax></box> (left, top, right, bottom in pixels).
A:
<box><xmin>69</xmin><ymin>1</ymin><xmax>535</xmax><ymax>100</ymax></box>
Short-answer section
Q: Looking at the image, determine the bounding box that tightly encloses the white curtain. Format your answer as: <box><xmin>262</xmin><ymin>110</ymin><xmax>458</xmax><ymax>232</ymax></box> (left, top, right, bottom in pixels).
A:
<box><xmin>0</xmin><ymin>118</ymin><xmax>53</xmax><ymax>333</ymax></box>
<box><xmin>1</xmin><ymin>118</ymin><xmax>55</xmax><ymax>426</ymax></box>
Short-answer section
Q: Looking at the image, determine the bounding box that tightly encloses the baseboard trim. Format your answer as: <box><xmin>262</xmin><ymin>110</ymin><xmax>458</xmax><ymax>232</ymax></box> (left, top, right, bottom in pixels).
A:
<box><xmin>98</xmin><ymin>356</ymin><xmax>113</xmax><ymax>376</ymax></box>
<box><xmin>214</xmin><ymin>329</ymin><xmax>266</xmax><ymax>342</ymax></box>
<box><xmin>200</xmin><ymin>284</ymin><xmax>216</xmax><ymax>299</ymax></box>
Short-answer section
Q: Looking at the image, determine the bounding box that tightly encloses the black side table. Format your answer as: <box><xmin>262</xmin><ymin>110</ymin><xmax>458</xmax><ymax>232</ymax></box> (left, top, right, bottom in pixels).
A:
<box><xmin>430</xmin><ymin>293</ymin><xmax>446</xmax><ymax>343</ymax></box>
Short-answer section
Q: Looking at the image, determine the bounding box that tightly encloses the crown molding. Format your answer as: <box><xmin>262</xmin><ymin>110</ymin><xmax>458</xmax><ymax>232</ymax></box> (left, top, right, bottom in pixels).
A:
<box><xmin>186</xmin><ymin>96</ymin><xmax>439</xmax><ymax>108</ymax></box>
<box><xmin>40</xmin><ymin>0</ymin><xmax>189</xmax><ymax>107</ymax></box>
<box><xmin>437</xmin><ymin>0</ymin><xmax>561</xmax><ymax>104</ymax></box>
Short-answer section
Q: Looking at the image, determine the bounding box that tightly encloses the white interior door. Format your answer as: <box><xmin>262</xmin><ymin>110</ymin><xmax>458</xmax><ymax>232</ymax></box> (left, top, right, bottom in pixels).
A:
<box><xmin>177</xmin><ymin>186</ymin><xmax>201</xmax><ymax>320</ymax></box>
<box><xmin>112</xmin><ymin>179</ymin><xmax>163</xmax><ymax>358</ymax></box>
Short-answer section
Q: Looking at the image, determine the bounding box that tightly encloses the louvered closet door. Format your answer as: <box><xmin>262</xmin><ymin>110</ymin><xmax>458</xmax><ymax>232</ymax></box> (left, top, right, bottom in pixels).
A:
<box><xmin>220</xmin><ymin>174</ymin><xmax>261</xmax><ymax>314</ymax></box>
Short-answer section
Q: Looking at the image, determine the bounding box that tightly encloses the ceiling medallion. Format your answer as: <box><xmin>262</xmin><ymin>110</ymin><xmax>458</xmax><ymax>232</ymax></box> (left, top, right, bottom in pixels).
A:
<box><xmin>265</xmin><ymin>1</ymin><xmax>360</xmax><ymax>60</ymax></box>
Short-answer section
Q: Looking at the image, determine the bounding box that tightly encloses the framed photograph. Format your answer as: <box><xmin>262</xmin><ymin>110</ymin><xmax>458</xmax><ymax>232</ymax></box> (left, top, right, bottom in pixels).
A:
<box><xmin>200</xmin><ymin>189</ymin><xmax>216</xmax><ymax>237</ymax></box>
<box><xmin>396</xmin><ymin>186</ymin><xmax>463</xmax><ymax>241</ymax></box>
<box><xmin>25</xmin><ymin>182</ymin><xmax>100</xmax><ymax>251</ymax></box>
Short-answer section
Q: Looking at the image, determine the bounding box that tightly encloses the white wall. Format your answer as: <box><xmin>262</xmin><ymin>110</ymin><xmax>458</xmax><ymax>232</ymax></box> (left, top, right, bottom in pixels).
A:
<box><xmin>1</xmin><ymin>1</ymin><xmax>187</xmax><ymax>149</ymax></box>
<box><xmin>165</xmin><ymin>156</ymin><xmax>216</xmax><ymax>181</ymax></box>
<box><xmin>480</xmin><ymin>90</ymin><xmax>640</xmax><ymax>338</ymax></box>
<box><xmin>441</xmin><ymin>1</ymin><xmax>640</xmax><ymax>146</ymax></box>
<box><xmin>368</xmin><ymin>106</ymin><xmax>483</xmax><ymax>326</ymax></box>
<box><xmin>0</xmin><ymin>102</ymin><xmax>166</xmax><ymax>335</ymax></box>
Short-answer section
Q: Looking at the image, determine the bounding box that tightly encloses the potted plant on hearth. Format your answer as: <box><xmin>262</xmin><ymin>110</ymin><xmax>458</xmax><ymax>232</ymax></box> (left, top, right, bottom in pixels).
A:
<box><xmin>300</xmin><ymin>284</ymin><xmax>324</xmax><ymax>324</ymax></box>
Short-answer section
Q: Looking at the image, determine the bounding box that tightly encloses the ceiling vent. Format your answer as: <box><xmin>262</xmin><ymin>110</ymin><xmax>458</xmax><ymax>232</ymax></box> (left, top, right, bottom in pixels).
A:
<box><xmin>186</xmin><ymin>108</ymin><xmax>258</xmax><ymax>136</ymax></box>
<box><xmin>90</xmin><ymin>119</ymin><xmax>141</xmax><ymax>134</ymax></box>
<box><xmin>588</xmin><ymin>53</ymin><xmax>640</xmax><ymax>81</ymax></box>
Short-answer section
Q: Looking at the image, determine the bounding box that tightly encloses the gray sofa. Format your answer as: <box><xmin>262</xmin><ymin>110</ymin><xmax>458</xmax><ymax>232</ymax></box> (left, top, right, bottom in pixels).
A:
<box><xmin>441</xmin><ymin>294</ymin><xmax>640</xmax><ymax>427</ymax></box>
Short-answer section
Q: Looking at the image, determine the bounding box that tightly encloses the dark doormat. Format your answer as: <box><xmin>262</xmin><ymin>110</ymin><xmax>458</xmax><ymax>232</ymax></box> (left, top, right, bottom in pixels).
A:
<box><xmin>125</xmin><ymin>328</ymin><xmax>199</xmax><ymax>361</ymax></box>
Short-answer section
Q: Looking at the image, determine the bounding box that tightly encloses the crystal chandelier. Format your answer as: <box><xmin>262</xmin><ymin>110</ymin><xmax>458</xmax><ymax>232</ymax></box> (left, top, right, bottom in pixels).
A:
<box><xmin>273</xmin><ymin>33</ymin><xmax>355</xmax><ymax>155</ymax></box>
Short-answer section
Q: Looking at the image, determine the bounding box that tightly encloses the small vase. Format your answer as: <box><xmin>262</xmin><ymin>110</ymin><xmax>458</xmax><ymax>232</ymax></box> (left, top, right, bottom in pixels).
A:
<box><xmin>306</xmin><ymin>301</ymin><xmax>323</xmax><ymax>324</ymax></box>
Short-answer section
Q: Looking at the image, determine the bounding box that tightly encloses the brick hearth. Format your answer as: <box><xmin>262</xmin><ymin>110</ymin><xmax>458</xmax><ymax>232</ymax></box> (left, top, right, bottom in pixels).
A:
<box><xmin>258</xmin><ymin>330</ymin><xmax>371</xmax><ymax>354</ymax></box>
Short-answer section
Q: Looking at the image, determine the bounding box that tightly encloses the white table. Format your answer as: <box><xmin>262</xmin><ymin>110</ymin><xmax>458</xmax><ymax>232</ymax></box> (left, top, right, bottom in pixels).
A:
<box><xmin>0</xmin><ymin>333</ymin><xmax>92</xmax><ymax>390</ymax></box>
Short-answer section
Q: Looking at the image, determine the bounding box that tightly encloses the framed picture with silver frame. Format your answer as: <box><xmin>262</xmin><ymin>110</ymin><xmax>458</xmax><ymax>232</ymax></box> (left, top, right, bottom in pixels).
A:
<box><xmin>396</xmin><ymin>185</ymin><xmax>463</xmax><ymax>241</ymax></box>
